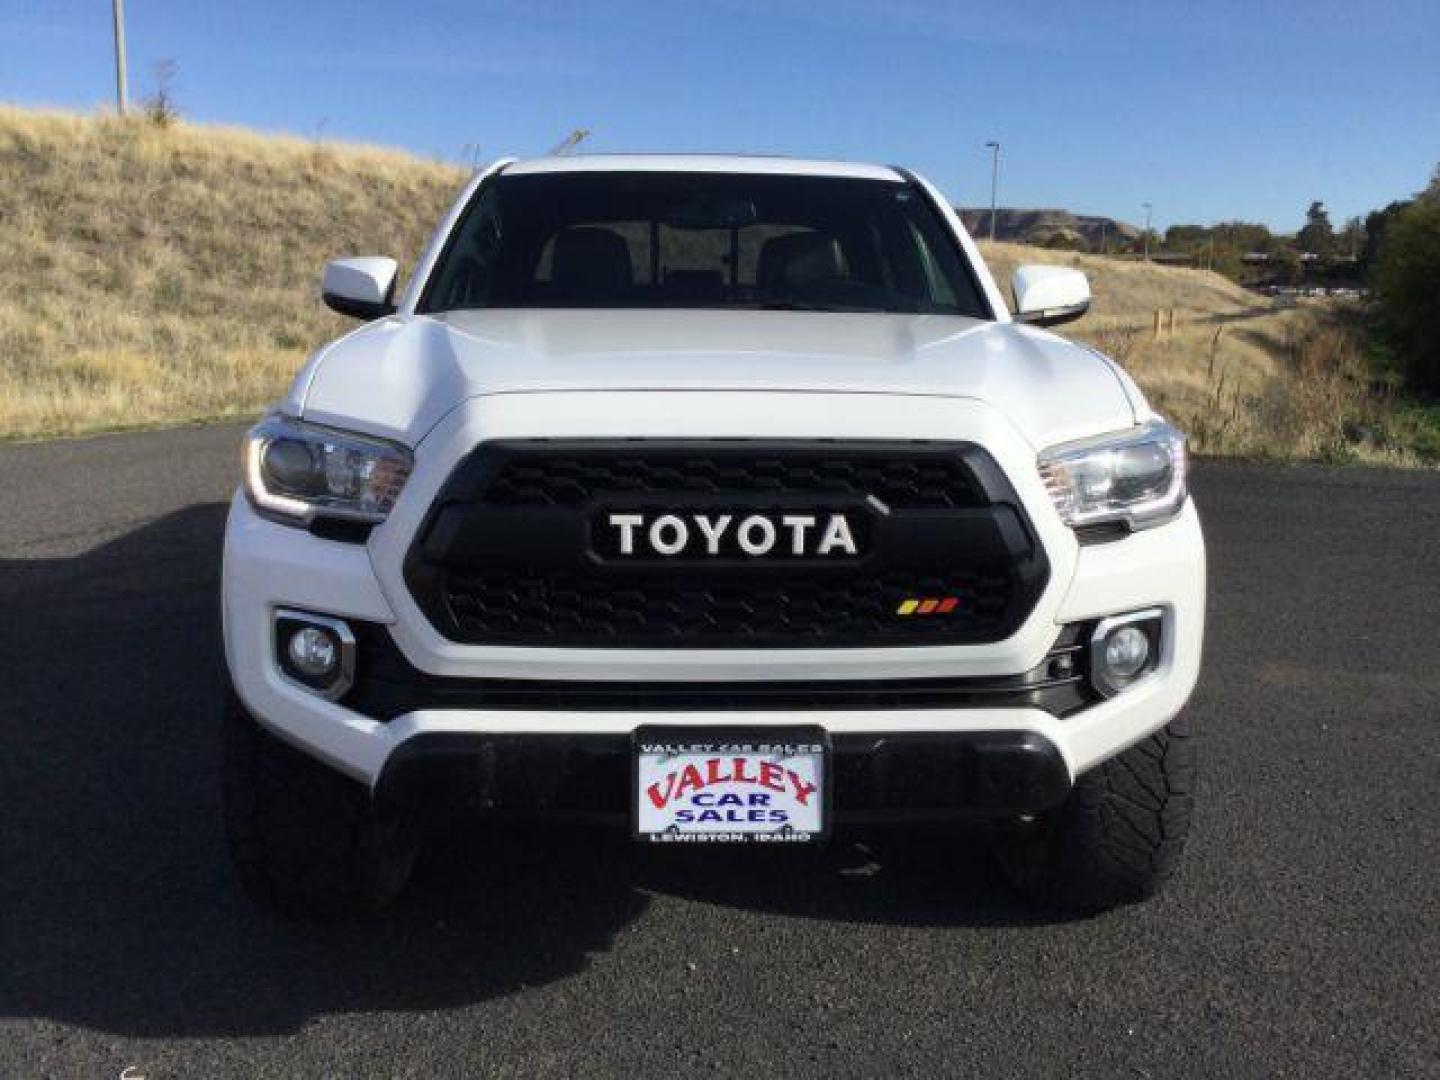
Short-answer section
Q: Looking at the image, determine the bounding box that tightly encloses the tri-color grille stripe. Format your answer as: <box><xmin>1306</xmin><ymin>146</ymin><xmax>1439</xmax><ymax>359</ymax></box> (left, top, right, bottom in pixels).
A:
<box><xmin>896</xmin><ymin>597</ymin><xmax>961</xmax><ymax>616</ymax></box>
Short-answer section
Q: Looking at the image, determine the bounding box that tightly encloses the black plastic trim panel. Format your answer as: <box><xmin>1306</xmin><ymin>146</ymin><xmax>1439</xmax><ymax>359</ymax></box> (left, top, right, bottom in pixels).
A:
<box><xmin>340</xmin><ymin>622</ymin><xmax>1095</xmax><ymax>720</ymax></box>
<box><xmin>373</xmin><ymin>729</ymin><xmax>1073</xmax><ymax>821</ymax></box>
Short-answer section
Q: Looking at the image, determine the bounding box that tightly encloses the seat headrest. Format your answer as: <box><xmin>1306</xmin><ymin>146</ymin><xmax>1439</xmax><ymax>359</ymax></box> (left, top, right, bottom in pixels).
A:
<box><xmin>757</xmin><ymin>232</ymin><xmax>843</xmax><ymax>293</ymax></box>
<box><xmin>551</xmin><ymin>227</ymin><xmax>634</xmax><ymax>292</ymax></box>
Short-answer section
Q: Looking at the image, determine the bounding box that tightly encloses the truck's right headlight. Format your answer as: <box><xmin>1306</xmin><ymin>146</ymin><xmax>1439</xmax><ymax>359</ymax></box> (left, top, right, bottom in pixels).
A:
<box><xmin>243</xmin><ymin>414</ymin><xmax>412</xmax><ymax>527</ymax></box>
<box><xmin>1037</xmin><ymin>420</ymin><xmax>1188</xmax><ymax>531</ymax></box>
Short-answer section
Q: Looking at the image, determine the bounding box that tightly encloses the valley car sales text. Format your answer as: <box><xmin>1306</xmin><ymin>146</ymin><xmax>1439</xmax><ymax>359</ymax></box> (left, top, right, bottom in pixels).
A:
<box><xmin>641</xmin><ymin>741</ymin><xmax>822</xmax><ymax>842</ymax></box>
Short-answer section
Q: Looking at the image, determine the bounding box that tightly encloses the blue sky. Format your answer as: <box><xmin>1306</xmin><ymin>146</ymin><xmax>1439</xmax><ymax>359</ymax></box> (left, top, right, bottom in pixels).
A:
<box><xmin>3</xmin><ymin>0</ymin><xmax>1436</xmax><ymax>231</ymax></box>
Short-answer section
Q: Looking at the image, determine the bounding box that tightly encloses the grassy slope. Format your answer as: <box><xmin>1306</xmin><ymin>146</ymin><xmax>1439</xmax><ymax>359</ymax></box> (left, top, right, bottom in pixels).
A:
<box><xmin>0</xmin><ymin>106</ymin><xmax>462</xmax><ymax>438</ymax></box>
<box><xmin>980</xmin><ymin>240</ymin><xmax>1265</xmax><ymax>321</ymax></box>
<box><xmin>978</xmin><ymin>242</ymin><xmax>1404</xmax><ymax>462</ymax></box>
<box><xmin>981</xmin><ymin>240</ymin><xmax>1284</xmax><ymax>444</ymax></box>
<box><xmin>0</xmin><ymin>107</ymin><xmax>1400</xmax><ymax>461</ymax></box>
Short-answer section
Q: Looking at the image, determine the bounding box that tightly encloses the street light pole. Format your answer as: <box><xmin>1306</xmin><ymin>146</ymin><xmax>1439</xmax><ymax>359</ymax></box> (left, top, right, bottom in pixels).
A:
<box><xmin>112</xmin><ymin>0</ymin><xmax>129</xmax><ymax>115</ymax></box>
<box><xmin>1142</xmin><ymin>202</ymin><xmax>1153</xmax><ymax>262</ymax></box>
<box><xmin>984</xmin><ymin>141</ymin><xmax>1001</xmax><ymax>243</ymax></box>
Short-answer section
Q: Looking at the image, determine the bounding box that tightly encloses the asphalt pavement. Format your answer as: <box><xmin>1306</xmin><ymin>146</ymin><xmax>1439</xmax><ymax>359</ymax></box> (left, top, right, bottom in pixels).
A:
<box><xmin>1</xmin><ymin>424</ymin><xmax>1437</xmax><ymax>1078</ymax></box>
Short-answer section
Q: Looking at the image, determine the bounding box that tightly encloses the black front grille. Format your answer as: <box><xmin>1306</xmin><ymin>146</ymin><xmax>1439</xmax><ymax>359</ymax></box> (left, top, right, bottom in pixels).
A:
<box><xmin>440</xmin><ymin>569</ymin><xmax>1014</xmax><ymax>647</ymax></box>
<box><xmin>404</xmin><ymin>440</ymin><xmax>1049</xmax><ymax>648</ymax></box>
<box><xmin>484</xmin><ymin>451</ymin><xmax>984</xmax><ymax>509</ymax></box>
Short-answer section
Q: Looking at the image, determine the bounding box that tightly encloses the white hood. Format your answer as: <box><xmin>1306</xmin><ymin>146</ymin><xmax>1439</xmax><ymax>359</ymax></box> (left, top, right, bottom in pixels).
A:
<box><xmin>293</xmin><ymin>309</ymin><xmax>1143</xmax><ymax>448</ymax></box>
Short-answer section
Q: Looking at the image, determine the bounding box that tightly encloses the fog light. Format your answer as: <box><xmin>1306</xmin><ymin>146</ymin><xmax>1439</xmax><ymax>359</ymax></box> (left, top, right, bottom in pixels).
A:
<box><xmin>1089</xmin><ymin>609</ymin><xmax>1164</xmax><ymax>698</ymax></box>
<box><xmin>274</xmin><ymin>610</ymin><xmax>356</xmax><ymax>699</ymax></box>
<box><xmin>287</xmin><ymin>626</ymin><xmax>339</xmax><ymax>678</ymax></box>
<box><xmin>1103</xmin><ymin>625</ymin><xmax>1150</xmax><ymax>679</ymax></box>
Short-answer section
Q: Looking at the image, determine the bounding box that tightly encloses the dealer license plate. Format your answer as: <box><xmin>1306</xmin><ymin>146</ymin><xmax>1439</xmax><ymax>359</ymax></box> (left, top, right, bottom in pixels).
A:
<box><xmin>633</xmin><ymin>727</ymin><xmax>828</xmax><ymax>844</ymax></box>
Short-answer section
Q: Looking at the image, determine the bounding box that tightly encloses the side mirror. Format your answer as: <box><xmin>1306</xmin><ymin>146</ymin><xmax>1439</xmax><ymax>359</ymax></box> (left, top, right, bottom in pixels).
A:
<box><xmin>322</xmin><ymin>257</ymin><xmax>398</xmax><ymax>320</ymax></box>
<box><xmin>1012</xmin><ymin>264</ymin><xmax>1090</xmax><ymax>327</ymax></box>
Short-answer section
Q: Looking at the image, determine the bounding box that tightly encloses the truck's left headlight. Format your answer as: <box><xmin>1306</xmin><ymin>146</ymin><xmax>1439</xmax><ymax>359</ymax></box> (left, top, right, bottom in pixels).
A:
<box><xmin>243</xmin><ymin>415</ymin><xmax>412</xmax><ymax>526</ymax></box>
<box><xmin>1038</xmin><ymin>420</ymin><xmax>1188</xmax><ymax>531</ymax></box>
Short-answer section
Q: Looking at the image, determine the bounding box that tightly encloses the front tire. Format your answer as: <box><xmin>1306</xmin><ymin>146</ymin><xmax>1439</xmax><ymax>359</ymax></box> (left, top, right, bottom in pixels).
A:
<box><xmin>995</xmin><ymin>715</ymin><xmax>1195</xmax><ymax>912</ymax></box>
<box><xmin>222</xmin><ymin>685</ymin><xmax>419</xmax><ymax>917</ymax></box>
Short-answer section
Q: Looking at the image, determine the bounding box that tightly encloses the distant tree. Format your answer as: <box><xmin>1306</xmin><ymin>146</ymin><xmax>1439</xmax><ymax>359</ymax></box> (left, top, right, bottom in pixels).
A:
<box><xmin>1165</xmin><ymin>224</ymin><xmax>1210</xmax><ymax>248</ymax></box>
<box><xmin>1338</xmin><ymin>216</ymin><xmax>1366</xmax><ymax>259</ymax></box>
<box><xmin>1269</xmin><ymin>247</ymin><xmax>1304</xmax><ymax>286</ymax></box>
<box><xmin>1210</xmin><ymin>220</ymin><xmax>1275</xmax><ymax>254</ymax></box>
<box><xmin>1373</xmin><ymin>177</ymin><xmax>1440</xmax><ymax>395</ymax></box>
<box><xmin>1211</xmin><ymin>247</ymin><xmax>1246</xmax><ymax>280</ymax></box>
<box><xmin>1296</xmin><ymin>200</ymin><xmax>1335</xmax><ymax>255</ymax></box>
<box><xmin>143</xmin><ymin>59</ymin><xmax>181</xmax><ymax>128</ymax></box>
<box><xmin>1256</xmin><ymin>232</ymin><xmax>1292</xmax><ymax>255</ymax></box>
<box><xmin>1160</xmin><ymin>224</ymin><xmax>1227</xmax><ymax>269</ymax></box>
<box><xmin>1363</xmin><ymin>201</ymin><xmax>1410</xmax><ymax>273</ymax></box>
<box><xmin>1422</xmin><ymin>164</ymin><xmax>1440</xmax><ymax>203</ymax></box>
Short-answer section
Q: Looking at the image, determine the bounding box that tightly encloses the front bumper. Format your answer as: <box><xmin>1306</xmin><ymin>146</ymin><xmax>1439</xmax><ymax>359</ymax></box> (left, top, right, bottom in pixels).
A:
<box><xmin>371</xmin><ymin>729</ymin><xmax>1073</xmax><ymax>821</ymax></box>
<box><xmin>222</xmin><ymin>488</ymin><xmax>1205</xmax><ymax>805</ymax></box>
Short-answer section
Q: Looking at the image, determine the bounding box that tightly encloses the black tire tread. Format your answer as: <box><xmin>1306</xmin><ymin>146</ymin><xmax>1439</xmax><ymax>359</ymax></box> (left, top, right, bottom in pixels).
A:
<box><xmin>997</xmin><ymin>713</ymin><xmax>1195</xmax><ymax>912</ymax></box>
<box><xmin>222</xmin><ymin>686</ymin><xmax>416</xmax><ymax>917</ymax></box>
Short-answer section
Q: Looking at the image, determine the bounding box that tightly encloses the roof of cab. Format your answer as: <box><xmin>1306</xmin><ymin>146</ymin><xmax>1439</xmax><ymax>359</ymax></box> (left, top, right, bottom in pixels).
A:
<box><xmin>501</xmin><ymin>154</ymin><xmax>905</xmax><ymax>182</ymax></box>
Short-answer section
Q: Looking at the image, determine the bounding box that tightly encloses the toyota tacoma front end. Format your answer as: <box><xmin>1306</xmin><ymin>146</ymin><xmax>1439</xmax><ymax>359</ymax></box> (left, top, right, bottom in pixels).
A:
<box><xmin>221</xmin><ymin>156</ymin><xmax>1204</xmax><ymax>915</ymax></box>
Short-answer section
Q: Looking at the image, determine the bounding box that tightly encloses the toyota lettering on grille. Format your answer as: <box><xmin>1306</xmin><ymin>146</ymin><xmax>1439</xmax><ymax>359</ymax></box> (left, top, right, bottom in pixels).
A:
<box><xmin>603</xmin><ymin>511</ymin><xmax>860</xmax><ymax>559</ymax></box>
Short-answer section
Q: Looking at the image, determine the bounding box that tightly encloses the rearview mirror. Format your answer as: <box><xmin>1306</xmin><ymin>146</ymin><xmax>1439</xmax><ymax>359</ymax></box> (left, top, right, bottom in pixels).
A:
<box><xmin>664</xmin><ymin>198</ymin><xmax>758</xmax><ymax>231</ymax></box>
<box><xmin>322</xmin><ymin>257</ymin><xmax>398</xmax><ymax>320</ymax></box>
<box><xmin>1012</xmin><ymin>265</ymin><xmax>1090</xmax><ymax>327</ymax></box>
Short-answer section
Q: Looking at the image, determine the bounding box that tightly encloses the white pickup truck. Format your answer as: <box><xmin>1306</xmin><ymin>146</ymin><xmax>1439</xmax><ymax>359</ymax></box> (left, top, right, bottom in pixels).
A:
<box><xmin>222</xmin><ymin>155</ymin><xmax>1205</xmax><ymax>915</ymax></box>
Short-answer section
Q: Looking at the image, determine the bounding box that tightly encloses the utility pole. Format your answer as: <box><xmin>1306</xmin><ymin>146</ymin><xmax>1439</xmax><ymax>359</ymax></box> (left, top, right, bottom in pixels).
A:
<box><xmin>112</xmin><ymin>0</ymin><xmax>129</xmax><ymax>115</ymax></box>
<box><xmin>984</xmin><ymin>141</ymin><xmax>1001</xmax><ymax>243</ymax></box>
<box><xmin>1142</xmin><ymin>202</ymin><xmax>1153</xmax><ymax>262</ymax></box>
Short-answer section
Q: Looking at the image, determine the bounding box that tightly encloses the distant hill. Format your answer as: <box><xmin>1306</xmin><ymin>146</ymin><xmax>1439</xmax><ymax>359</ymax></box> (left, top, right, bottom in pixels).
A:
<box><xmin>0</xmin><ymin>106</ymin><xmax>463</xmax><ymax>438</ymax></box>
<box><xmin>958</xmin><ymin>208</ymin><xmax>1140</xmax><ymax>250</ymax></box>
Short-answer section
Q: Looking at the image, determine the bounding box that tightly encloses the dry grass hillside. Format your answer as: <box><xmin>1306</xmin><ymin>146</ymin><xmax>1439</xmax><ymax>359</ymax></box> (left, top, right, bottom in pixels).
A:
<box><xmin>0</xmin><ymin>106</ymin><xmax>463</xmax><ymax>437</ymax></box>
<box><xmin>979</xmin><ymin>242</ymin><xmax>1398</xmax><ymax>463</ymax></box>
<box><xmin>980</xmin><ymin>241</ymin><xmax>1265</xmax><ymax>323</ymax></box>
<box><xmin>0</xmin><ymin>108</ymin><xmax>1399</xmax><ymax>461</ymax></box>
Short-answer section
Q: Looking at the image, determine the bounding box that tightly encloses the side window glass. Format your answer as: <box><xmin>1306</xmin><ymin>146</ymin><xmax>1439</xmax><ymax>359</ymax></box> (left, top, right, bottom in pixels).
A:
<box><xmin>432</xmin><ymin>186</ymin><xmax>501</xmax><ymax>309</ymax></box>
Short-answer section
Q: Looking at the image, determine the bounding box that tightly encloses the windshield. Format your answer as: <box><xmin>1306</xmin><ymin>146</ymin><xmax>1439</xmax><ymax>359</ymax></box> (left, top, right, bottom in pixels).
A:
<box><xmin>419</xmin><ymin>171</ymin><xmax>991</xmax><ymax>317</ymax></box>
